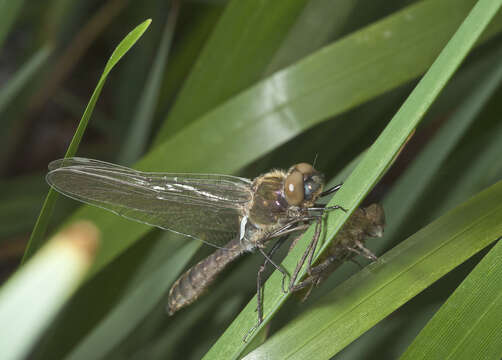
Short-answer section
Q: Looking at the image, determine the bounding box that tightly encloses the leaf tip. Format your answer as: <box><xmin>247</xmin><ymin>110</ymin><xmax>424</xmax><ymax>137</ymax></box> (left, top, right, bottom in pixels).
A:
<box><xmin>56</xmin><ymin>221</ymin><xmax>100</xmax><ymax>264</ymax></box>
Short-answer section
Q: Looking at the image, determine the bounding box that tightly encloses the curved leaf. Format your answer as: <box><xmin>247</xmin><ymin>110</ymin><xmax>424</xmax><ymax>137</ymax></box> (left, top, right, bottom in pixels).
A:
<box><xmin>0</xmin><ymin>46</ymin><xmax>52</xmax><ymax>114</ymax></box>
<box><xmin>118</xmin><ymin>5</ymin><xmax>180</xmax><ymax>164</ymax></box>
<box><xmin>64</xmin><ymin>237</ymin><xmax>199</xmax><ymax>360</ymax></box>
<box><xmin>64</xmin><ymin>0</ymin><xmax>502</xmax><ymax>279</ymax></box>
<box><xmin>245</xmin><ymin>180</ymin><xmax>502</xmax><ymax>359</ymax></box>
<box><xmin>22</xmin><ymin>19</ymin><xmax>151</xmax><ymax>262</ymax></box>
<box><xmin>401</xmin><ymin>239</ymin><xmax>502</xmax><ymax>360</ymax></box>
<box><xmin>153</xmin><ymin>0</ymin><xmax>309</xmax><ymax>142</ymax></box>
<box><xmin>382</xmin><ymin>41</ymin><xmax>502</xmax><ymax>247</ymax></box>
<box><xmin>0</xmin><ymin>222</ymin><xmax>98</xmax><ymax>360</ymax></box>
<box><xmin>203</xmin><ymin>0</ymin><xmax>502</xmax><ymax>356</ymax></box>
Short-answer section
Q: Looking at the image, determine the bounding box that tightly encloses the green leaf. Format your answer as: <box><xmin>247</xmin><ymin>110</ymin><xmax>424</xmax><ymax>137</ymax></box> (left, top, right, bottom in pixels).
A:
<box><xmin>245</xmin><ymin>180</ymin><xmax>502</xmax><ymax>359</ymax></box>
<box><xmin>0</xmin><ymin>173</ymin><xmax>75</xmax><ymax>239</ymax></box>
<box><xmin>110</xmin><ymin>245</ymin><xmax>262</xmax><ymax>360</ymax></box>
<box><xmin>145</xmin><ymin>0</ymin><xmax>502</xmax><ymax>174</ymax></box>
<box><xmin>59</xmin><ymin>0</ymin><xmax>502</xmax><ymax>295</ymax></box>
<box><xmin>0</xmin><ymin>222</ymin><xmax>98</xmax><ymax>360</ymax></box>
<box><xmin>0</xmin><ymin>46</ymin><xmax>52</xmax><ymax>114</ymax></box>
<box><xmin>382</xmin><ymin>41</ymin><xmax>502</xmax><ymax>248</ymax></box>
<box><xmin>157</xmin><ymin>5</ymin><xmax>223</xmax><ymax>113</ymax></box>
<box><xmin>153</xmin><ymin>0</ymin><xmax>309</xmax><ymax>143</ymax></box>
<box><xmin>256</xmin><ymin>44</ymin><xmax>502</xmax><ymax>354</ymax></box>
<box><xmin>316</xmin><ymin>0</ymin><xmax>502</xmax><ymax>274</ymax></box>
<box><xmin>20</xmin><ymin>1</ymin><xmax>502</xmax><ymax>358</ymax></box>
<box><xmin>401</xmin><ymin>239</ymin><xmax>502</xmax><ymax>360</ymax></box>
<box><xmin>264</xmin><ymin>0</ymin><xmax>358</xmax><ymax>75</ymax></box>
<box><xmin>0</xmin><ymin>46</ymin><xmax>52</xmax><ymax>165</ymax></box>
<box><xmin>21</xmin><ymin>19</ymin><xmax>152</xmax><ymax>263</ymax></box>
<box><xmin>118</xmin><ymin>6</ymin><xmax>179</xmax><ymax>165</ymax></box>
<box><xmin>203</xmin><ymin>0</ymin><xmax>502</xmax><ymax>356</ymax></box>
<box><xmin>64</xmin><ymin>236</ymin><xmax>200</xmax><ymax>360</ymax></box>
<box><xmin>314</xmin><ymin>37</ymin><xmax>502</xmax><ymax>359</ymax></box>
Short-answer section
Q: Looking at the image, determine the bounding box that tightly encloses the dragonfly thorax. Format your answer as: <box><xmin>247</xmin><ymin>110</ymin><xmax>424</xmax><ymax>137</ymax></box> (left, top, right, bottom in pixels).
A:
<box><xmin>247</xmin><ymin>163</ymin><xmax>325</xmax><ymax>230</ymax></box>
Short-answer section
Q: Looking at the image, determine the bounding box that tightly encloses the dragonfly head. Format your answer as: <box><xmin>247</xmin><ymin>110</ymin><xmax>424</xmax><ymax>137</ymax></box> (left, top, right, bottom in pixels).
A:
<box><xmin>284</xmin><ymin>163</ymin><xmax>325</xmax><ymax>208</ymax></box>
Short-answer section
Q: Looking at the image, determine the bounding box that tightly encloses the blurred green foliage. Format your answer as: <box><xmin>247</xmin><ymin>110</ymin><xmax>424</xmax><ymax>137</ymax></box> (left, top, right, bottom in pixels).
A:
<box><xmin>1</xmin><ymin>0</ymin><xmax>502</xmax><ymax>359</ymax></box>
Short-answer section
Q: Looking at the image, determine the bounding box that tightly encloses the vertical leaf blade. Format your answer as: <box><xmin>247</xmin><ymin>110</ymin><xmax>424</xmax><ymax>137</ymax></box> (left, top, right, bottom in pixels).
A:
<box><xmin>22</xmin><ymin>19</ymin><xmax>152</xmax><ymax>262</ymax></box>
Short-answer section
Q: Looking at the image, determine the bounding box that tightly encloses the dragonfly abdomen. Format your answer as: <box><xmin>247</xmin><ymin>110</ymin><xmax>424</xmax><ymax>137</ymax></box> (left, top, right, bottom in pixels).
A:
<box><xmin>167</xmin><ymin>238</ymin><xmax>247</xmax><ymax>315</ymax></box>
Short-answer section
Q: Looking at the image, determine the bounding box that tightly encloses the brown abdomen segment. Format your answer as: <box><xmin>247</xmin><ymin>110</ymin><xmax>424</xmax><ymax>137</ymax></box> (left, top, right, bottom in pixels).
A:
<box><xmin>168</xmin><ymin>238</ymin><xmax>246</xmax><ymax>315</ymax></box>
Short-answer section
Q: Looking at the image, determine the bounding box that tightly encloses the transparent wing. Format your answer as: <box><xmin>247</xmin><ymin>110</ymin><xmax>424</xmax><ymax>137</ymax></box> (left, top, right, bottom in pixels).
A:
<box><xmin>46</xmin><ymin>157</ymin><xmax>253</xmax><ymax>249</ymax></box>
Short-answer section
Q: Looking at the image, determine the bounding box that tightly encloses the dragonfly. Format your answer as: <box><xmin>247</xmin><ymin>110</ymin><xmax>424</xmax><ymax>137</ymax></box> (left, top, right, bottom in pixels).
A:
<box><xmin>46</xmin><ymin>157</ymin><xmax>384</xmax><ymax>330</ymax></box>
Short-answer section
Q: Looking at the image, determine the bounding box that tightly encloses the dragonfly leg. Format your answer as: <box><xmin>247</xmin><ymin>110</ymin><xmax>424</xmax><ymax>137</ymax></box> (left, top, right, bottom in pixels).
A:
<box><xmin>256</xmin><ymin>261</ymin><xmax>265</xmax><ymax>321</ymax></box>
<box><xmin>271</xmin><ymin>223</ymin><xmax>310</xmax><ymax>239</ymax></box>
<box><xmin>320</xmin><ymin>183</ymin><xmax>343</xmax><ymax>197</ymax></box>
<box><xmin>325</xmin><ymin>204</ymin><xmax>348</xmax><ymax>212</ymax></box>
<box><xmin>288</xmin><ymin>217</ymin><xmax>322</xmax><ymax>291</ymax></box>
<box><xmin>305</xmin><ymin>218</ymin><xmax>322</xmax><ymax>276</ymax></box>
<box><xmin>265</xmin><ymin>217</ymin><xmax>321</xmax><ymax>292</ymax></box>
<box><xmin>308</xmin><ymin>204</ymin><xmax>347</xmax><ymax>212</ymax></box>
<box><xmin>290</xmin><ymin>276</ymin><xmax>316</xmax><ymax>301</ymax></box>
<box><xmin>268</xmin><ymin>216</ymin><xmax>319</xmax><ymax>238</ymax></box>
<box><xmin>347</xmin><ymin>240</ymin><xmax>378</xmax><ymax>261</ymax></box>
<box><xmin>258</xmin><ymin>246</ymin><xmax>289</xmax><ymax>293</ymax></box>
<box><xmin>256</xmin><ymin>236</ymin><xmax>288</xmax><ymax>316</ymax></box>
<box><xmin>290</xmin><ymin>254</ymin><xmax>338</xmax><ymax>301</ymax></box>
<box><xmin>245</xmin><ymin>236</ymin><xmax>288</xmax><ymax>343</ymax></box>
<box><xmin>247</xmin><ymin>216</ymin><xmax>330</xmax><ymax>342</ymax></box>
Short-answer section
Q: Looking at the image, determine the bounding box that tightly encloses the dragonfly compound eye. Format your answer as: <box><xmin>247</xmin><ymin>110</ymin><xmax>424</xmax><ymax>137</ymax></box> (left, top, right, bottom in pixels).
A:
<box><xmin>294</xmin><ymin>162</ymin><xmax>314</xmax><ymax>175</ymax></box>
<box><xmin>284</xmin><ymin>170</ymin><xmax>304</xmax><ymax>206</ymax></box>
<box><xmin>304</xmin><ymin>178</ymin><xmax>321</xmax><ymax>201</ymax></box>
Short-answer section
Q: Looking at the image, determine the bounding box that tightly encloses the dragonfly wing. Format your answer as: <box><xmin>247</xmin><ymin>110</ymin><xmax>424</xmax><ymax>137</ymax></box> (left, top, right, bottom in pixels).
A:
<box><xmin>46</xmin><ymin>157</ymin><xmax>253</xmax><ymax>249</ymax></box>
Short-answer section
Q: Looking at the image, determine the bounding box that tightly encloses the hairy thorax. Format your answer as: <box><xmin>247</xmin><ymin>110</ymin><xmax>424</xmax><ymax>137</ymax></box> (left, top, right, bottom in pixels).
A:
<box><xmin>248</xmin><ymin>170</ymin><xmax>290</xmax><ymax>227</ymax></box>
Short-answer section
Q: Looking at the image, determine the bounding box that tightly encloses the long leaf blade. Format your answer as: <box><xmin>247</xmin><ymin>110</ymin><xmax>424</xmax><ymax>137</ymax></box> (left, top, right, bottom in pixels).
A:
<box><xmin>153</xmin><ymin>0</ymin><xmax>309</xmax><ymax>143</ymax></box>
<box><xmin>203</xmin><ymin>0</ymin><xmax>502</xmax><ymax>356</ymax></box>
<box><xmin>0</xmin><ymin>46</ymin><xmax>52</xmax><ymax>113</ymax></box>
<box><xmin>57</xmin><ymin>0</ymin><xmax>502</xmax><ymax>294</ymax></box>
<box><xmin>245</xmin><ymin>179</ymin><xmax>502</xmax><ymax>359</ymax></box>
<box><xmin>400</xmin><ymin>239</ymin><xmax>502</xmax><ymax>360</ymax></box>
<box><xmin>0</xmin><ymin>222</ymin><xmax>99</xmax><ymax>360</ymax></box>
<box><xmin>22</xmin><ymin>19</ymin><xmax>151</xmax><ymax>262</ymax></box>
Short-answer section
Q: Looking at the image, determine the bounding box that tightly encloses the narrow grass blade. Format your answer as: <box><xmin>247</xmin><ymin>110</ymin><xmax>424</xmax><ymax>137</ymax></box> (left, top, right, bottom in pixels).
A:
<box><xmin>0</xmin><ymin>46</ymin><xmax>52</xmax><ymax>114</ymax></box>
<box><xmin>0</xmin><ymin>46</ymin><xmax>52</xmax><ymax>166</ymax></box>
<box><xmin>313</xmin><ymin>34</ymin><xmax>502</xmax><ymax>360</ymax></box>
<box><xmin>309</xmin><ymin>0</ymin><xmax>502</xmax><ymax>290</ymax></box>
<box><xmin>22</xmin><ymin>19</ymin><xmax>151</xmax><ymax>262</ymax></box>
<box><xmin>0</xmin><ymin>222</ymin><xmax>99</xmax><ymax>360</ymax></box>
<box><xmin>203</xmin><ymin>0</ymin><xmax>502</xmax><ymax>357</ymax></box>
<box><xmin>382</xmin><ymin>41</ymin><xmax>502</xmax><ymax>246</ymax></box>
<box><xmin>265</xmin><ymin>44</ymin><xmax>502</xmax><ymax>346</ymax></box>
<box><xmin>157</xmin><ymin>5</ymin><xmax>223</xmax><ymax>114</ymax></box>
<box><xmin>245</xmin><ymin>179</ymin><xmax>502</xmax><ymax>359</ymax></box>
<box><xmin>30</xmin><ymin>0</ymin><xmax>129</xmax><ymax>113</ymax></box>
<box><xmin>0</xmin><ymin>173</ymin><xmax>74</xmax><ymax>239</ymax></box>
<box><xmin>433</xmin><ymin>123</ymin><xmax>502</xmax><ymax>219</ymax></box>
<box><xmin>118</xmin><ymin>4</ymin><xmax>180</xmax><ymax>165</ymax></box>
<box><xmin>401</xmin><ymin>239</ymin><xmax>502</xmax><ymax>360</ymax></box>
